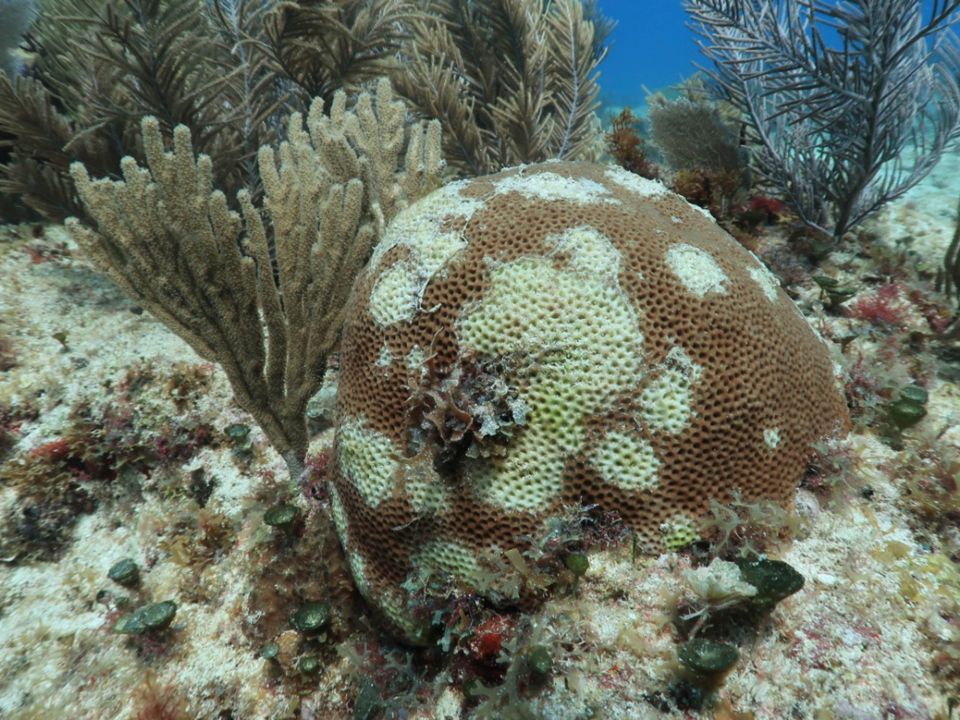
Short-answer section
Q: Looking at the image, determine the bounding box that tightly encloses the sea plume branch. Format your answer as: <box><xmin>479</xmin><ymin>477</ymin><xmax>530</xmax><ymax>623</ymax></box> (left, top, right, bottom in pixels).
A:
<box><xmin>686</xmin><ymin>0</ymin><xmax>960</xmax><ymax>242</ymax></box>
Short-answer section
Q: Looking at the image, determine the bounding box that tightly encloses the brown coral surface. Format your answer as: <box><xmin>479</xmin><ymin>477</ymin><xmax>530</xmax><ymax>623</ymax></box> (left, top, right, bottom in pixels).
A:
<box><xmin>331</xmin><ymin>161</ymin><xmax>850</xmax><ymax>641</ymax></box>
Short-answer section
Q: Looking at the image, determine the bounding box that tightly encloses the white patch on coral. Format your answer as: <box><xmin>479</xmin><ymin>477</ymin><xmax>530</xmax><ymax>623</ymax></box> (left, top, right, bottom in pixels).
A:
<box><xmin>671</xmin><ymin>216</ymin><xmax>682</xmax><ymax>224</ymax></box>
<box><xmin>367</xmin><ymin>180</ymin><xmax>480</xmax><ymax>271</ymax></box>
<box><xmin>640</xmin><ymin>346</ymin><xmax>703</xmax><ymax>434</ymax></box>
<box><xmin>403</xmin><ymin>463</ymin><xmax>450</xmax><ymax>515</ymax></box>
<box><xmin>659</xmin><ymin>513</ymin><xmax>700</xmax><ymax>550</ymax></box>
<box><xmin>328</xmin><ymin>484</ymin><xmax>348</xmax><ymax>545</ymax></box>
<box><xmin>405</xmin><ymin>480</ymin><xmax>449</xmax><ymax>515</ymax></box>
<box><xmin>375</xmin><ymin>344</ymin><xmax>392</xmax><ymax>368</ymax></box>
<box><xmin>494</xmin><ymin>171</ymin><xmax>618</xmax><ymax>204</ymax></box>
<box><xmin>603</xmin><ymin>166</ymin><xmax>670</xmax><ymax>199</ymax></box>
<box><xmin>411</xmin><ymin>540</ymin><xmax>484</xmax><ymax>586</ymax></box>
<box><xmin>347</xmin><ymin>548</ymin><xmax>371</xmax><ymax>597</ymax></box>
<box><xmin>378</xmin><ymin>588</ymin><xmax>427</xmax><ymax>643</ymax></box>
<box><xmin>764</xmin><ymin>427</ymin><xmax>782</xmax><ymax>449</ymax></box>
<box><xmin>748</xmin><ymin>261</ymin><xmax>781</xmax><ymax>302</ymax></box>
<box><xmin>337</xmin><ymin>416</ymin><xmax>398</xmax><ymax>507</ymax></box>
<box><xmin>369</xmin><ymin>261</ymin><xmax>421</xmax><ymax>326</ymax></box>
<box><xmin>414</xmin><ymin>229</ymin><xmax>467</xmax><ymax>280</ymax></box>
<box><xmin>457</xmin><ymin>253</ymin><xmax>645</xmax><ymax>512</ymax></box>
<box><xmin>357</xmin><ymin>569</ymin><xmax>438</xmax><ymax>652</ymax></box>
<box><xmin>591</xmin><ymin>429</ymin><xmax>660</xmax><ymax>491</ymax></box>
<box><xmin>666</xmin><ymin>243</ymin><xmax>728</xmax><ymax>298</ymax></box>
<box><xmin>545</xmin><ymin>226</ymin><xmax>623</xmax><ymax>286</ymax></box>
<box><xmin>367</xmin><ymin>181</ymin><xmax>478</xmax><ymax>327</ymax></box>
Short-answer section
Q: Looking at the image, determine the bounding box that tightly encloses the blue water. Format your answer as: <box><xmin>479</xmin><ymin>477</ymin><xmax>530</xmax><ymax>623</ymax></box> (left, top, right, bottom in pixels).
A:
<box><xmin>599</xmin><ymin>0</ymin><xmax>699</xmax><ymax>105</ymax></box>
<box><xmin>598</xmin><ymin>1</ymin><xmax>698</xmax><ymax>107</ymax></box>
<box><xmin>598</xmin><ymin>0</ymin><xmax>945</xmax><ymax>110</ymax></box>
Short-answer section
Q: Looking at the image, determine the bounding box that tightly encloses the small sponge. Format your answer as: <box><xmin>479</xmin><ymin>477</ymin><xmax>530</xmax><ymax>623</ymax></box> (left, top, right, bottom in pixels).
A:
<box><xmin>330</xmin><ymin>162</ymin><xmax>849</xmax><ymax>642</ymax></box>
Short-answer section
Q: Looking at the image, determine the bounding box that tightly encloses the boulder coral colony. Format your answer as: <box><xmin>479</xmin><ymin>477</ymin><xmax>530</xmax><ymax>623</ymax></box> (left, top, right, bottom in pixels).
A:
<box><xmin>332</xmin><ymin>161</ymin><xmax>850</xmax><ymax>642</ymax></box>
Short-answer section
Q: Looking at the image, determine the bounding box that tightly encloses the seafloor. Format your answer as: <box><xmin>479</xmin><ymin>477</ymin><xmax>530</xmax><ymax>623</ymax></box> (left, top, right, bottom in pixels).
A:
<box><xmin>0</xmin><ymin>152</ymin><xmax>958</xmax><ymax>719</ymax></box>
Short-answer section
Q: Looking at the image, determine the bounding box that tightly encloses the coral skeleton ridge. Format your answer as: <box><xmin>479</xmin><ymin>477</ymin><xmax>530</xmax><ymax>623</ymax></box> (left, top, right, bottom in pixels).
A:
<box><xmin>331</xmin><ymin>161</ymin><xmax>850</xmax><ymax>641</ymax></box>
